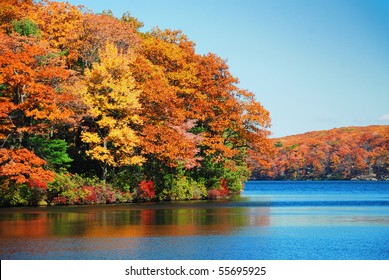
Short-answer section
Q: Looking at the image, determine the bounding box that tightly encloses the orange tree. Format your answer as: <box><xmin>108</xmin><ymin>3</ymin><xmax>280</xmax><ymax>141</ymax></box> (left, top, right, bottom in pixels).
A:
<box><xmin>132</xmin><ymin>28</ymin><xmax>272</xmax><ymax>196</ymax></box>
<box><xmin>0</xmin><ymin>4</ymin><xmax>76</xmax><ymax>204</ymax></box>
<box><xmin>0</xmin><ymin>37</ymin><xmax>72</xmax><ymax>204</ymax></box>
<box><xmin>0</xmin><ymin>0</ymin><xmax>273</xmax><ymax>203</ymax></box>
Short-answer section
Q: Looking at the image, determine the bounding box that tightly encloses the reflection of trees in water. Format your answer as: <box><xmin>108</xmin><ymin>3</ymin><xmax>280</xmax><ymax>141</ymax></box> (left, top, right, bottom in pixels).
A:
<box><xmin>0</xmin><ymin>203</ymin><xmax>270</xmax><ymax>238</ymax></box>
<box><xmin>0</xmin><ymin>212</ymin><xmax>49</xmax><ymax>238</ymax></box>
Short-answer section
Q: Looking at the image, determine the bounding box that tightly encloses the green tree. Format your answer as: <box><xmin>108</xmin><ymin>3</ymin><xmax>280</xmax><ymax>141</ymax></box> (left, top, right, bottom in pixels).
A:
<box><xmin>28</xmin><ymin>136</ymin><xmax>73</xmax><ymax>171</ymax></box>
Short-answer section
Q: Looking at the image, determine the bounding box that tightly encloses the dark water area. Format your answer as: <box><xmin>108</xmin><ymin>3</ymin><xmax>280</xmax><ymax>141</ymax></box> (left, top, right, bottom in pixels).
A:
<box><xmin>1</xmin><ymin>181</ymin><xmax>389</xmax><ymax>260</ymax></box>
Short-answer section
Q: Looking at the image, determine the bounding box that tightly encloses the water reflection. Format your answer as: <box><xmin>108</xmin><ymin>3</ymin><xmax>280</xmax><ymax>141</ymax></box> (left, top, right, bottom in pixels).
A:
<box><xmin>2</xmin><ymin>190</ymin><xmax>389</xmax><ymax>240</ymax></box>
<box><xmin>0</xmin><ymin>203</ymin><xmax>270</xmax><ymax>238</ymax></box>
<box><xmin>1</xmin><ymin>181</ymin><xmax>389</xmax><ymax>260</ymax></box>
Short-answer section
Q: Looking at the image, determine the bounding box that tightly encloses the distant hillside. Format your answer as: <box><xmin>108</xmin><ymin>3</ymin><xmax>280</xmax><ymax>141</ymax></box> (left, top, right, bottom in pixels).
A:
<box><xmin>253</xmin><ymin>125</ymin><xmax>389</xmax><ymax>180</ymax></box>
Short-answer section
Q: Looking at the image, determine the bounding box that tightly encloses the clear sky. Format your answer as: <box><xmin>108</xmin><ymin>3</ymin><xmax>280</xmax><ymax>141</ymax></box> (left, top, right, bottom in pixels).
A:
<box><xmin>60</xmin><ymin>0</ymin><xmax>389</xmax><ymax>137</ymax></box>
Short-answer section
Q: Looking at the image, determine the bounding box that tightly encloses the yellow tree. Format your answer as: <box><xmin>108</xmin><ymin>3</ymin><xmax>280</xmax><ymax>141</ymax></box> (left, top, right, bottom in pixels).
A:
<box><xmin>81</xmin><ymin>42</ymin><xmax>144</xmax><ymax>180</ymax></box>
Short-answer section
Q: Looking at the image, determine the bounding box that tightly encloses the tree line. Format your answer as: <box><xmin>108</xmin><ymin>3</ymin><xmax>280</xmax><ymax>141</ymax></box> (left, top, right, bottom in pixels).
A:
<box><xmin>0</xmin><ymin>0</ymin><xmax>272</xmax><ymax>206</ymax></box>
<box><xmin>254</xmin><ymin>126</ymin><xmax>389</xmax><ymax>180</ymax></box>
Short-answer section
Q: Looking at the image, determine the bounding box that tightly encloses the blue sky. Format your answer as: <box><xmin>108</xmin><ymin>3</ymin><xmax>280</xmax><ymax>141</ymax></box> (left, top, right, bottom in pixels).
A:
<box><xmin>61</xmin><ymin>0</ymin><xmax>389</xmax><ymax>137</ymax></box>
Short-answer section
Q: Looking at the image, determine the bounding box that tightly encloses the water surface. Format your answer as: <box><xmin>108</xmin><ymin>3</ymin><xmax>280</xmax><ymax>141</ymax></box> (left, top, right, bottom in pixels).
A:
<box><xmin>1</xmin><ymin>181</ymin><xmax>389</xmax><ymax>259</ymax></box>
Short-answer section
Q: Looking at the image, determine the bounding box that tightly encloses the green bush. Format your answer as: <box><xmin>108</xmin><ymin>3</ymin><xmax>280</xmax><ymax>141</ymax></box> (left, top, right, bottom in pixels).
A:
<box><xmin>0</xmin><ymin>184</ymin><xmax>30</xmax><ymax>206</ymax></box>
<box><xmin>0</xmin><ymin>182</ymin><xmax>48</xmax><ymax>206</ymax></box>
<box><xmin>47</xmin><ymin>172</ymin><xmax>133</xmax><ymax>205</ymax></box>
<box><xmin>47</xmin><ymin>172</ymin><xmax>76</xmax><ymax>203</ymax></box>
<box><xmin>160</xmin><ymin>175</ymin><xmax>207</xmax><ymax>201</ymax></box>
<box><xmin>12</xmin><ymin>18</ymin><xmax>41</xmax><ymax>37</ymax></box>
<box><xmin>223</xmin><ymin>166</ymin><xmax>249</xmax><ymax>193</ymax></box>
<box><xmin>191</xmin><ymin>178</ymin><xmax>207</xmax><ymax>200</ymax></box>
<box><xmin>170</xmin><ymin>176</ymin><xmax>193</xmax><ymax>200</ymax></box>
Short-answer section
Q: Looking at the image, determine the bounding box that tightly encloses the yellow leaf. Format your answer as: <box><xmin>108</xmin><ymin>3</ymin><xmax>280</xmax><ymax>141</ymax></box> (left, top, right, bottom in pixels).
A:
<box><xmin>81</xmin><ymin>132</ymin><xmax>101</xmax><ymax>144</ymax></box>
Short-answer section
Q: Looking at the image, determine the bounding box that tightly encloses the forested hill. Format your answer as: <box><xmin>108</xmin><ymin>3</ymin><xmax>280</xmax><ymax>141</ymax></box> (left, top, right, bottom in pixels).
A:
<box><xmin>253</xmin><ymin>125</ymin><xmax>389</xmax><ymax>180</ymax></box>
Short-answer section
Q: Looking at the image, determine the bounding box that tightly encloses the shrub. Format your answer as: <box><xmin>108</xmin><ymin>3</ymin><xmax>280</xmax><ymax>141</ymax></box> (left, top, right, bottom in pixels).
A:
<box><xmin>220</xmin><ymin>179</ymin><xmax>229</xmax><ymax>196</ymax></box>
<box><xmin>51</xmin><ymin>196</ymin><xmax>67</xmax><ymax>205</ymax></box>
<box><xmin>207</xmin><ymin>179</ymin><xmax>229</xmax><ymax>200</ymax></box>
<box><xmin>106</xmin><ymin>189</ymin><xmax>116</xmax><ymax>203</ymax></box>
<box><xmin>28</xmin><ymin>179</ymin><xmax>48</xmax><ymax>190</ymax></box>
<box><xmin>117</xmin><ymin>191</ymin><xmax>133</xmax><ymax>203</ymax></box>
<box><xmin>138</xmin><ymin>180</ymin><xmax>156</xmax><ymax>200</ymax></box>
<box><xmin>47</xmin><ymin>173</ymin><xmax>76</xmax><ymax>204</ymax></box>
<box><xmin>207</xmin><ymin>188</ymin><xmax>221</xmax><ymax>200</ymax></box>
<box><xmin>169</xmin><ymin>176</ymin><xmax>193</xmax><ymax>200</ymax></box>
<box><xmin>159</xmin><ymin>174</ymin><xmax>207</xmax><ymax>201</ymax></box>
<box><xmin>191</xmin><ymin>179</ymin><xmax>207</xmax><ymax>200</ymax></box>
<box><xmin>0</xmin><ymin>183</ymin><xmax>30</xmax><ymax>206</ymax></box>
<box><xmin>81</xmin><ymin>186</ymin><xmax>97</xmax><ymax>204</ymax></box>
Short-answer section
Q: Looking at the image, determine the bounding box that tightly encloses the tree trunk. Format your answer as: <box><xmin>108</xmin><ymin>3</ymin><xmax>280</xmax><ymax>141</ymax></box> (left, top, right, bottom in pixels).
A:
<box><xmin>102</xmin><ymin>138</ymin><xmax>108</xmax><ymax>181</ymax></box>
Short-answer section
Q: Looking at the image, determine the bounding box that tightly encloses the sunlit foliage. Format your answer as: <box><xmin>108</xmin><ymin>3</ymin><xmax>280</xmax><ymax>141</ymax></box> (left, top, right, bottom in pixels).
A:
<box><xmin>255</xmin><ymin>126</ymin><xmax>389</xmax><ymax>180</ymax></box>
<box><xmin>0</xmin><ymin>0</ymin><xmax>272</xmax><ymax>205</ymax></box>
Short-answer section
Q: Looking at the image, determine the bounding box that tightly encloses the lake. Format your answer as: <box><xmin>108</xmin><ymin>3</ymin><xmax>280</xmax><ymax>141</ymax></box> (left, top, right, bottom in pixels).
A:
<box><xmin>1</xmin><ymin>181</ymin><xmax>389</xmax><ymax>260</ymax></box>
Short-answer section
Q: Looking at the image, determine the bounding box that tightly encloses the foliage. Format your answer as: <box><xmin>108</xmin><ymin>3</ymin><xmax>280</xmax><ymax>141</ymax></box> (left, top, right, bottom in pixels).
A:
<box><xmin>255</xmin><ymin>126</ymin><xmax>389</xmax><ymax>180</ymax></box>
<box><xmin>0</xmin><ymin>183</ymin><xmax>30</xmax><ymax>206</ymax></box>
<box><xmin>12</xmin><ymin>18</ymin><xmax>40</xmax><ymax>37</ymax></box>
<box><xmin>0</xmin><ymin>0</ymin><xmax>273</xmax><ymax>206</ymax></box>
<box><xmin>0</xmin><ymin>29</ymin><xmax>74</xmax><ymax>146</ymax></box>
<box><xmin>0</xmin><ymin>148</ymin><xmax>55</xmax><ymax>185</ymax></box>
<box><xmin>47</xmin><ymin>173</ymin><xmax>132</xmax><ymax>205</ymax></box>
<box><xmin>28</xmin><ymin>136</ymin><xmax>73</xmax><ymax>170</ymax></box>
<box><xmin>137</xmin><ymin>180</ymin><xmax>156</xmax><ymax>200</ymax></box>
<box><xmin>81</xmin><ymin>42</ymin><xmax>144</xmax><ymax>180</ymax></box>
<box><xmin>0</xmin><ymin>0</ymin><xmax>386</xmax><ymax>208</ymax></box>
<box><xmin>160</xmin><ymin>172</ymin><xmax>207</xmax><ymax>201</ymax></box>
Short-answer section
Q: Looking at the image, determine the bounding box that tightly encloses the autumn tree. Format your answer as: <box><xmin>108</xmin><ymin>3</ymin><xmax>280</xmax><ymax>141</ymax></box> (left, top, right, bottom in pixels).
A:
<box><xmin>0</xmin><ymin>147</ymin><xmax>55</xmax><ymax>186</ymax></box>
<box><xmin>0</xmin><ymin>30</ymin><xmax>75</xmax><ymax>145</ymax></box>
<box><xmin>81</xmin><ymin>42</ymin><xmax>144</xmax><ymax>180</ymax></box>
<box><xmin>33</xmin><ymin>0</ymin><xmax>84</xmax><ymax>67</ymax></box>
<box><xmin>133</xmin><ymin>29</ymin><xmax>203</xmax><ymax>176</ymax></box>
<box><xmin>0</xmin><ymin>5</ymin><xmax>77</xmax><ymax>204</ymax></box>
<box><xmin>193</xmin><ymin>53</ymin><xmax>271</xmax><ymax>191</ymax></box>
<box><xmin>256</xmin><ymin>126</ymin><xmax>389</xmax><ymax>180</ymax></box>
<box><xmin>0</xmin><ymin>0</ymin><xmax>36</xmax><ymax>34</ymax></box>
<box><xmin>133</xmin><ymin>28</ymin><xmax>272</xmax><ymax>193</ymax></box>
<box><xmin>0</xmin><ymin>147</ymin><xmax>55</xmax><ymax>206</ymax></box>
<box><xmin>77</xmin><ymin>12</ymin><xmax>139</xmax><ymax>70</ymax></box>
<box><xmin>0</xmin><ymin>0</ymin><xmax>274</xmax><ymax>204</ymax></box>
